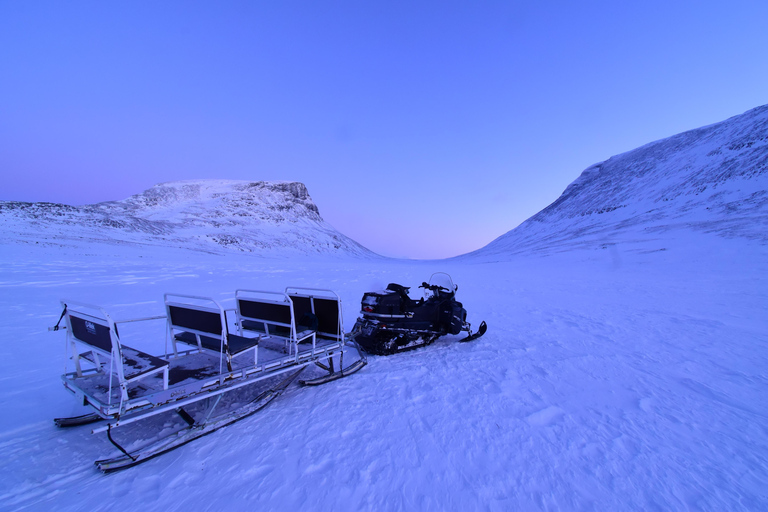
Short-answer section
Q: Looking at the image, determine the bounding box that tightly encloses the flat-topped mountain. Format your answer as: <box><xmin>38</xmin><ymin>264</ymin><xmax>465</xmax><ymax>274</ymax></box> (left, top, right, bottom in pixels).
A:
<box><xmin>0</xmin><ymin>180</ymin><xmax>377</xmax><ymax>257</ymax></box>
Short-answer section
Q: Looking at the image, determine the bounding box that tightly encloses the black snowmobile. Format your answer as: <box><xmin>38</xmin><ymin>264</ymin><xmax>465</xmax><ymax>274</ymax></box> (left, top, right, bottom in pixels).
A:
<box><xmin>352</xmin><ymin>272</ymin><xmax>487</xmax><ymax>355</ymax></box>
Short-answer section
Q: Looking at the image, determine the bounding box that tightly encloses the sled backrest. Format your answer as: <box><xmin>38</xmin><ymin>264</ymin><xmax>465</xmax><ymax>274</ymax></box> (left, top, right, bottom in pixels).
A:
<box><xmin>166</xmin><ymin>304</ymin><xmax>223</xmax><ymax>337</ymax></box>
<box><xmin>286</xmin><ymin>288</ymin><xmax>343</xmax><ymax>342</ymax></box>
<box><xmin>67</xmin><ymin>308</ymin><xmax>117</xmax><ymax>357</ymax></box>
<box><xmin>165</xmin><ymin>294</ymin><xmax>227</xmax><ymax>353</ymax></box>
<box><xmin>236</xmin><ymin>290</ymin><xmax>294</xmax><ymax>339</ymax></box>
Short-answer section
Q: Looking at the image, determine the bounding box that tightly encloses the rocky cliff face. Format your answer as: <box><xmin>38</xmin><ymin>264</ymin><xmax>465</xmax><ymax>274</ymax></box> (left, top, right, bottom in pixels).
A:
<box><xmin>0</xmin><ymin>180</ymin><xmax>378</xmax><ymax>257</ymax></box>
<box><xmin>465</xmin><ymin>105</ymin><xmax>768</xmax><ymax>259</ymax></box>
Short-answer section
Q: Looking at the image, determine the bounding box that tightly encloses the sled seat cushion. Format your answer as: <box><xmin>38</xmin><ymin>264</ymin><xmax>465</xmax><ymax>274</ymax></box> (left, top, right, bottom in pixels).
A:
<box><xmin>239</xmin><ymin>320</ymin><xmax>314</xmax><ymax>343</ymax></box>
<box><xmin>240</xmin><ymin>319</ymin><xmax>291</xmax><ymax>338</ymax></box>
<box><xmin>240</xmin><ymin>320</ymin><xmax>314</xmax><ymax>343</ymax></box>
<box><xmin>224</xmin><ymin>333</ymin><xmax>260</xmax><ymax>355</ymax></box>
<box><xmin>174</xmin><ymin>331</ymin><xmax>260</xmax><ymax>356</ymax></box>
<box><xmin>174</xmin><ymin>330</ymin><xmax>223</xmax><ymax>352</ymax></box>
<box><xmin>120</xmin><ymin>346</ymin><xmax>170</xmax><ymax>381</ymax></box>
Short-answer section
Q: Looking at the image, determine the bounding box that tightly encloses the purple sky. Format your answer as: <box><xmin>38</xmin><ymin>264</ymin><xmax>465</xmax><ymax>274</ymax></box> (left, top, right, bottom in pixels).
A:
<box><xmin>2</xmin><ymin>1</ymin><xmax>767</xmax><ymax>259</ymax></box>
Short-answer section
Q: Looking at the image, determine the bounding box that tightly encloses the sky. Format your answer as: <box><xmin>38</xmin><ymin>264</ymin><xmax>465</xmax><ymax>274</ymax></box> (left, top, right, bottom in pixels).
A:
<box><xmin>1</xmin><ymin>1</ymin><xmax>767</xmax><ymax>259</ymax></box>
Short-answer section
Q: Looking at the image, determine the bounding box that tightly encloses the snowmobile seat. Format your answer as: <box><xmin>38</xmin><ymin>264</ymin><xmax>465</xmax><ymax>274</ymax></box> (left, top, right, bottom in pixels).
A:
<box><xmin>235</xmin><ymin>290</ymin><xmax>316</xmax><ymax>350</ymax></box>
<box><xmin>165</xmin><ymin>294</ymin><xmax>260</xmax><ymax>371</ymax></box>
<box><xmin>386</xmin><ymin>283</ymin><xmax>416</xmax><ymax>309</ymax></box>
<box><xmin>62</xmin><ymin>302</ymin><xmax>170</xmax><ymax>398</ymax></box>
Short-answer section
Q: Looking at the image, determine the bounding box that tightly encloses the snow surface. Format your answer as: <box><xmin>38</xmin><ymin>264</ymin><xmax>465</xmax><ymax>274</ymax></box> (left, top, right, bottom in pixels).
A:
<box><xmin>1</xmin><ymin>106</ymin><xmax>767</xmax><ymax>510</ymax></box>
<box><xmin>0</xmin><ymin>235</ymin><xmax>765</xmax><ymax>511</ymax></box>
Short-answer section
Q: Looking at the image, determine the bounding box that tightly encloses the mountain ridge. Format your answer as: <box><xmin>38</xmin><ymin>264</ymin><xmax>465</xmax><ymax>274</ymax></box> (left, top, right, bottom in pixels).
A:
<box><xmin>0</xmin><ymin>180</ymin><xmax>378</xmax><ymax>257</ymax></box>
<box><xmin>463</xmin><ymin>104</ymin><xmax>768</xmax><ymax>260</ymax></box>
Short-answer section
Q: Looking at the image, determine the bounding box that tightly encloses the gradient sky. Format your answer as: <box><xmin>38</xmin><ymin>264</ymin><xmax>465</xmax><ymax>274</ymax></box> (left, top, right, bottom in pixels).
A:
<box><xmin>2</xmin><ymin>1</ymin><xmax>767</xmax><ymax>258</ymax></box>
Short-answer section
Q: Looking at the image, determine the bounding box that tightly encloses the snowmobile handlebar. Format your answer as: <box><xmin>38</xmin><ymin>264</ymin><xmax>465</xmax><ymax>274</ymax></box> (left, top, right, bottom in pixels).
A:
<box><xmin>419</xmin><ymin>282</ymin><xmax>450</xmax><ymax>293</ymax></box>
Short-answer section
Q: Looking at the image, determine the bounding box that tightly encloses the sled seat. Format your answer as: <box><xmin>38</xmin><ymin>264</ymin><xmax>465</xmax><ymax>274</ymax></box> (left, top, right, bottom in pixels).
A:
<box><xmin>235</xmin><ymin>290</ymin><xmax>316</xmax><ymax>350</ymax></box>
<box><xmin>64</xmin><ymin>302</ymin><xmax>170</xmax><ymax>399</ymax></box>
<box><xmin>165</xmin><ymin>294</ymin><xmax>260</xmax><ymax>371</ymax></box>
<box><xmin>78</xmin><ymin>346</ymin><xmax>170</xmax><ymax>381</ymax></box>
<box><xmin>286</xmin><ymin>288</ymin><xmax>344</xmax><ymax>343</ymax></box>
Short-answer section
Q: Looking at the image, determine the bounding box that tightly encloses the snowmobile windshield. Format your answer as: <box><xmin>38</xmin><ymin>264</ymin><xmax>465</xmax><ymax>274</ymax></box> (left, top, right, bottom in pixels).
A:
<box><xmin>427</xmin><ymin>272</ymin><xmax>456</xmax><ymax>296</ymax></box>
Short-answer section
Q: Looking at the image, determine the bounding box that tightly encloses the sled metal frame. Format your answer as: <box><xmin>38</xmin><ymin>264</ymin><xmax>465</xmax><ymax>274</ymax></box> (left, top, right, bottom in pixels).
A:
<box><xmin>55</xmin><ymin>290</ymin><xmax>363</xmax><ymax>452</ymax></box>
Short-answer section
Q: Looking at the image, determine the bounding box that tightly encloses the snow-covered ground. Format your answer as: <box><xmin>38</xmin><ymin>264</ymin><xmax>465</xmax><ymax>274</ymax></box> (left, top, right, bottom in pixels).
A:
<box><xmin>0</xmin><ymin>235</ymin><xmax>765</xmax><ymax>511</ymax></box>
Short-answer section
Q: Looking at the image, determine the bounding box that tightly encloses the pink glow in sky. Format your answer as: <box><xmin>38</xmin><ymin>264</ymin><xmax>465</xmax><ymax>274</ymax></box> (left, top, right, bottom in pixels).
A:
<box><xmin>2</xmin><ymin>1</ymin><xmax>767</xmax><ymax>258</ymax></box>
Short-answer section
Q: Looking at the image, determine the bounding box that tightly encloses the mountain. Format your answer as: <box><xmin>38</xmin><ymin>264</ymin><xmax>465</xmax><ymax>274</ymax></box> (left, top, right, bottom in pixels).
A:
<box><xmin>0</xmin><ymin>180</ymin><xmax>378</xmax><ymax>257</ymax></box>
<box><xmin>465</xmin><ymin>105</ymin><xmax>768</xmax><ymax>259</ymax></box>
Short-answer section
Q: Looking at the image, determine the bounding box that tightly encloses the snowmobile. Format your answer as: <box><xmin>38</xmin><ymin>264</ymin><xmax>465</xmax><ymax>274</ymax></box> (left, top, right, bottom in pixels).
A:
<box><xmin>352</xmin><ymin>272</ymin><xmax>486</xmax><ymax>355</ymax></box>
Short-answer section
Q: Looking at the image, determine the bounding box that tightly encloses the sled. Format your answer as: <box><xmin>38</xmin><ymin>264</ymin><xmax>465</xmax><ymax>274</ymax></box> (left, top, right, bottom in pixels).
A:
<box><xmin>51</xmin><ymin>287</ymin><xmax>366</xmax><ymax>472</ymax></box>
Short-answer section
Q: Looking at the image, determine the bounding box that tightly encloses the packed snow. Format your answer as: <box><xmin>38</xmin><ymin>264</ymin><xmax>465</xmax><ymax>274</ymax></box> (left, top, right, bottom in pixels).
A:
<box><xmin>0</xmin><ymin>234</ymin><xmax>765</xmax><ymax>511</ymax></box>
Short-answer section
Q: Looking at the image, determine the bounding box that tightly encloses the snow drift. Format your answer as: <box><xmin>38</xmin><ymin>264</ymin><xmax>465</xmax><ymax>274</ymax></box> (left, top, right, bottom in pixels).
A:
<box><xmin>466</xmin><ymin>104</ymin><xmax>768</xmax><ymax>259</ymax></box>
<box><xmin>0</xmin><ymin>180</ymin><xmax>378</xmax><ymax>258</ymax></box>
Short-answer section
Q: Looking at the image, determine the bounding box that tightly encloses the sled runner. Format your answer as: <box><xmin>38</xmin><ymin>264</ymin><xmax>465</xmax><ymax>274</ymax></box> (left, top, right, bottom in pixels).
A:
<box><xmin>51</xmin><ymin>288</ymin><xmax>366</xmax><ymax>472</ymax></box>
<box><xmin>353</xmin><ymin>272</ymin><xmax>487</xmax><ymax>355</ymax></box>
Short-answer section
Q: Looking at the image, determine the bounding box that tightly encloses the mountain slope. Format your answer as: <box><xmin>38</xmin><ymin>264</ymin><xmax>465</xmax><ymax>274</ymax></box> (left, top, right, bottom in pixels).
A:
<box><xmin>0</xmin><ymin>180</ymin><xmax>378</xmax><ymax>257</ymax></box>
<box><xmin>466</xmin><ymin>105</ymin><xmax>768</xmax><ymax>259</ymax></box>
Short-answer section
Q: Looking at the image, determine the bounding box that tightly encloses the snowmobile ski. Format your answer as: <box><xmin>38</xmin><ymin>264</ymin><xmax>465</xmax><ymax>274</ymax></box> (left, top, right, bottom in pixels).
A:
<box><xmin>459</xmin><ymin>320</ymin><xmax>487</xmax><ymax>343</ymax></box>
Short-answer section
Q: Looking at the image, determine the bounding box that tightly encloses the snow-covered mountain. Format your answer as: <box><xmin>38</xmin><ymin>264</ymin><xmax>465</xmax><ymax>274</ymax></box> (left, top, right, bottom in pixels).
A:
<box><xmin>466</xmin><ymin>104</ymin><xmax>768</xmax><ymax>259</ymax></box>
<box><xmin>0</xmin><ymin>180</ymin><xmax>378</xmax><ymax>257</ymax></box>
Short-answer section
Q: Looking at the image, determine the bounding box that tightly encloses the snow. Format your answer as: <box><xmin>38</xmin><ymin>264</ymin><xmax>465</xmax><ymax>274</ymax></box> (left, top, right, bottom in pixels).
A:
<box><xmin>1</xmin><ymin>105</ymin><xmax>767</xmax><ymax>510</ymax></box>
<box><xmin>0</xmin><ymin>235</ymin><xmax>766</xmax><ymax>511</ymax></box>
